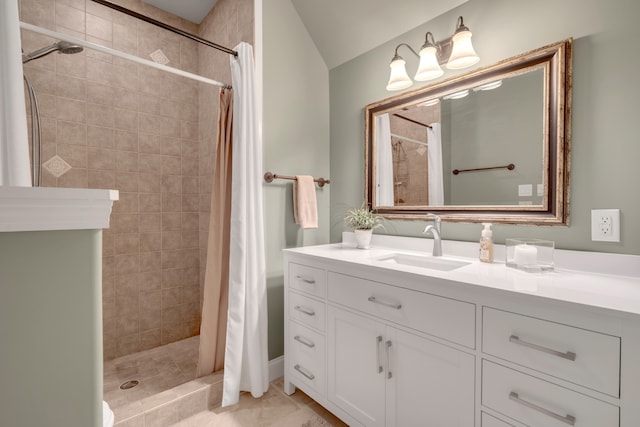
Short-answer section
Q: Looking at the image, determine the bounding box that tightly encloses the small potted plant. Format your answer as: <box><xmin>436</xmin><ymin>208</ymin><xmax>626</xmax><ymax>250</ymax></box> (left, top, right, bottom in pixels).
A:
<box><xmin>344</xmin><ymin>204</ymin><xmax>383</xmax><ymax>249</ymax></box>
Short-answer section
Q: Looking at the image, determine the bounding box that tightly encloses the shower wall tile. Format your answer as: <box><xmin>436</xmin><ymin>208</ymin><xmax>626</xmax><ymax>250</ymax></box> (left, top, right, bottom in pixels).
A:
<box><xmin>86</xmin><ymin>13</ymin><xmax>113</xmax><ymax>41</ymax></box>
<box><xmin>139</xmin><ymin>193</ymin><xmax>161</xmax><ymax>212</ymax></box>
<box><xmin>116</xmin><ymin>172</ymin><xmax>139</xmax><ymax>192</ymax></box>
<box><xmin>140</xmin><ymin>270</ymin><xmax>161</xmax><ymax>291</ymax></box>
<box><xmin>141</xmin><ymin>232</ymin><xmax>162</xmax><ymax>252</ymax></box>
<box><xmin>58</xmin><ymin>52</ymin><xmax>87</xmax><ymax>78</ymax></box>
<box><xmin>88</xmin><ymin>125</ymin><xmax>114</xmax><ymax>148</ymax></box>
<box><xmin>86</xmin><ymin>1</ymin><xmax>112</xmax><ymax>21</ymax></box>
<box><xmin>57</xmin><ymin>121</ymin><xmax>87</xmax><ymax>145</ymax></box>
<box><xmin>57</xmin><ymin>0</ymin><xmax>84</xmax><ymax>11</ymax></box>
<box><xmin>57</xmin><ymin>143</ymin><xmax>87</xmax><ymax>167</ymax></box>
<box><xmin>20</xmin><ymin>0</ymin><xmax>56</xmax><ymax>29</ymax></box>
<box><xmin>87</xmin><ymin>81</ymin><xmax>115</xmax><ymax>105</ymax></box>
<box><xmin>58</xmin><ymin>167</ymin><xmax>88</xmax><ymax>187</ymax></box>
<box><xmin>115</xmin><ymin>130</ymin><xmax>138</xmax><ymax>152</ymax></box>
<box><xmin>56</xmin><ymin>74</ymin><xmax>87</xmax><ymax>100</ymax></box>
<box><xmin>139</xmin><ymin>213</ymin><xmax>161</xmax><ymax>232</ymax></box>
<box><xmin>89</xmin><ymin>169</ymin><xmax>116</xmax><ymax>188</ymax></box>
<box><xmin>87</xmin><ymin>102</ymin><xmax>115</xmax><ymax>127</ymax></box>
<box><xmin>55</xmin><ymin>3</ymin><xmax>86</xmax><ymax>34</ymax></box>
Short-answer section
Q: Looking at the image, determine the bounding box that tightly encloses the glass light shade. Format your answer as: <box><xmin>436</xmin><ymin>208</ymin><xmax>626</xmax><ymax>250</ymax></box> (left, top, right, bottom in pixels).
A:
<box><xmin>443</xmin><ymin>89</ymin><xmax>469</xmax><ymax>100</ymax></box>
<box><xmin>414</xmin><ymin>46</ymin><xmax>444</xmax><ymax>81</ymax></box>
<box><xmin>446</xmin><ymin>30</ymin><xmax>480</xmax><ymax>69</ymax></box>
<box><xmin>386</xmin><ymin>58</ymin><xmax>413</xmax><ymax>91</ymax></box>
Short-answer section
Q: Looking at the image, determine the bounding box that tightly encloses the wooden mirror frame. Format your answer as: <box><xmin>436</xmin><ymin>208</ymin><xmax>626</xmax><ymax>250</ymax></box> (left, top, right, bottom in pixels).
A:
<box><xmin>365</xmin><ymin>39</ymin><xmax>572</xmax><ymax>225</ymax></box>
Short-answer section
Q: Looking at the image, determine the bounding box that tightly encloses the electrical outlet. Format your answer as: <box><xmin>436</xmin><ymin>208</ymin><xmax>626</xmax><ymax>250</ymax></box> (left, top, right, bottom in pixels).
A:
<box><xmin>591</xmin><ymin>209</ymin><xmax>621</xmax><ymax>242</ymax></box>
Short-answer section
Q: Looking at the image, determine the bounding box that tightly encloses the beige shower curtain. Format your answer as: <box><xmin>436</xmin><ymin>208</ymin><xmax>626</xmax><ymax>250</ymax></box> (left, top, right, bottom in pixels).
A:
<box><xmin>196</xmin><ymin>88</ymin><xmax>233</xmax><ymax>376</ymax></box>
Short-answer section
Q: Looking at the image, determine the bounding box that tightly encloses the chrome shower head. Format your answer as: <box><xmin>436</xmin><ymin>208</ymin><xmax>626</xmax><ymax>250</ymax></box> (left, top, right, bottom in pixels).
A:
<box><xmin>22</xmin><ymin>41</ymin><xmax>83</xmax><ymax>64</ymax></box>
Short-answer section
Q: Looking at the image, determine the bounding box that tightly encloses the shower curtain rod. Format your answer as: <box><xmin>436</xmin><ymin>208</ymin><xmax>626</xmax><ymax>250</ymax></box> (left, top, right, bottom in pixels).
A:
<box><xmin>393</xmin><ymin>113</ymin><xmax>432</xmax><ymax>129</ymax></box>
<box><xmin>20</xmin><ymin>22</ymin><xmax>231</xmax><ymax>89</ymax></box>
<box><xmin>89</xmin><ymin>0</ymin><xmax>238</xmax><ymax>58</ymax></box>
<box><xmin>391</xmin><ymin>133</ymin><xmax>428</xmax><ymax>147</ymax></box>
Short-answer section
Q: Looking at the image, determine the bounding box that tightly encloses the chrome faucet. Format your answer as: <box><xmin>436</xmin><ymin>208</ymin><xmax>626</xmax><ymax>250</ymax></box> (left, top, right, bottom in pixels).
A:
<box><xmin>422</xmin><ymin>213</ymin><xmax>442</xmax><ymax>257</ymax></box>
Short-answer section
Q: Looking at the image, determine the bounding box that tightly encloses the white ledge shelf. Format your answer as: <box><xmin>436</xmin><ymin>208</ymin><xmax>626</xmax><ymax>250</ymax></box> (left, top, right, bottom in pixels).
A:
<box><xmin>0</xmin><ymin>187</ymin><xmax>119</xmax><ymax>232</ymax></box>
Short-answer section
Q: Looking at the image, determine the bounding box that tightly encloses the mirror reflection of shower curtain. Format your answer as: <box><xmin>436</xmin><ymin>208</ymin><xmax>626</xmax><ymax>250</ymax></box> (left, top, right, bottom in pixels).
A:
<box><xmin>427</xmin><ymin>122</ymin><xmax>444</xmax><ymax>205</ymax></box>
<box><xmin>375</xmin><ymin>113</ymin><xmax>394</xmax><ymax>206</ymax></box>
<box><xmin>0</xmin><ymin>0</ymin><xmax>31</xmax><ymax>186</ymax></box>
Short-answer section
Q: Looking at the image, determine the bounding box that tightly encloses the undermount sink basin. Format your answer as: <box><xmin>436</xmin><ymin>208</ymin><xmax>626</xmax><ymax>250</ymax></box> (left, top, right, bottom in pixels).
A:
<box><xmin>376</xmin><ymin>253</ymin><xmax>471</xmax><ymax>272</ymax></box>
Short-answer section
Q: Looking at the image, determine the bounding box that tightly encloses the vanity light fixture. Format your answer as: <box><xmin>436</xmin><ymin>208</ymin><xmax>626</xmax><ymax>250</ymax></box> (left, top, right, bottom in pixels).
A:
<box><xmin>386</xmin><ymin>16</ymin><xmax>480</xmax><ymax>91</ymax></box>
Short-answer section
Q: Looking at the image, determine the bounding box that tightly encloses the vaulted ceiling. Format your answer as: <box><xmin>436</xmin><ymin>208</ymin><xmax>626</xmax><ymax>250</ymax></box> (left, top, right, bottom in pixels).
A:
<box><xmin>143</xmin><ymin>0</ymin><xmax>468</xmax><ymax>69</ymax></box>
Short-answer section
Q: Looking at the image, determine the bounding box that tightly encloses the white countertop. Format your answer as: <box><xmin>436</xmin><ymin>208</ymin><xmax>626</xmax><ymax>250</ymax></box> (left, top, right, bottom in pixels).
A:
<box><xmin>285</xmin><ymin>233</ymin><xmax>640</xmax><ymax>317</ymax></box>
<box><xmin>0</xmin><ymin>186</ymin><xmax>119</xmax><ymax>232</ymax></box>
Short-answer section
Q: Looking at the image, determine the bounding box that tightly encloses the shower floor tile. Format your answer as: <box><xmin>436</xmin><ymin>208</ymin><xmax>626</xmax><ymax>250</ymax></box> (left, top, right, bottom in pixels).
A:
<box><xmin>104</xmin><ymin>336</ymin><xmax>199</xmax><ymax>411</ymax></box>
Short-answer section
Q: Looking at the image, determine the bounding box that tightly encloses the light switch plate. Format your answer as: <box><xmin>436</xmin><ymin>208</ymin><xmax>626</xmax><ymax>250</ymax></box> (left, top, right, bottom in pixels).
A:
<box><xmin>591</xmin><ymin>209</ymin><xmax>621</xmax><ymax>242</ymax></box>
<box><xmin>518</xmin><ymin>184</ymin><xmax>532</xmax><ymax>197</ymax></box>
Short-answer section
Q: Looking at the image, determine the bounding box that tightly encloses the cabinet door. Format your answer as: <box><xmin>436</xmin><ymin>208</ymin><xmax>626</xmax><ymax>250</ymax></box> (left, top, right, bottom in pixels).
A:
<box><xmin>387</xmin><ymin>328</ymin><xmax>475</xmax><ymax>427</ymax></box>
<box><xmin>328</xmin><ymin>306</ymin><xmax>386</xmax><ymax>427</ymax></box>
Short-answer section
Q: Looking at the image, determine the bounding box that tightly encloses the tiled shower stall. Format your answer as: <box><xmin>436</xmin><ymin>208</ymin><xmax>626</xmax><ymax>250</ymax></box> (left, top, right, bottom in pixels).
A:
<box><xmin>19</xmin><ymin>0</ymin><xmax>253</xmax><ymax>360</ymax></box>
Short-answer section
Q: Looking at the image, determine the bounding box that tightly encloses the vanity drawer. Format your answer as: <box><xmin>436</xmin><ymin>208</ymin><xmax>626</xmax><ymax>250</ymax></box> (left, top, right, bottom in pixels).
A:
<box><xmin>481</xmin><ymin>412</ymin><xmax>516</xmax><ymax>427</ymax></box>
<box><xmin>328</xmin><ymin>272</ymin><xmax>475</xmax><ymax>348</ymax></box>
<box><xmin>289</xmin><ymin>291</ymin><xmax>326</xmax><ymax>332</ymax></box>
<box><xmin>482</xmin><ymin>307</ymin><xmax>620</xmax><ymax>397</ymax></box>
<box><xmin>482</xmin><ymin>360</ymin><xmax>619</xmax><ymax>427</ymax></box>
<box><xmin>288</xmin><ymin>321</ymin><xmax>326</xmax><ymax>396</ymax></box>
<box><xmin>289</xmin><ymin>263</ymin><xmax>326</xmax><ymax>298</ymax></box>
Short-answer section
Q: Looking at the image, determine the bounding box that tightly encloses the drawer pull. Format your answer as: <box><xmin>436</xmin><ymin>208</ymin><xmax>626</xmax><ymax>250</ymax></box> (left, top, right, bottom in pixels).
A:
<box><xmin>294</xmin><ymin>364</ymin><xmax>315</xmax><ymax>380</ymax></box>
<box><xmin>509</xmin><ymin>335</ymin><xmax>576</xmax><ymax>361</ymax></box>
<box><xmin>367</xmin><ymin>296</ymin><xmax>402</xmax><ymax>310</ymax></box>
<box><xmin>376</xmin><ymin>335</ymin><xmax>383</xmax><ymax>374</ymax></box>
<box><xmin>385</xmin><ymin>340</ymin><xmax>393</xmax><ymax>379</ymax></box>
<box><xmin>294</xmin><ymin>305</ymin><xmax>316</xmax><ymax>316</ymax></box>
<box><xmin>296</xmin><ymin>275</ymin><xmax>316</xmax><ymax>284</ymax></box>
<box><xmin>294</xmin><ymin>335</ymin><xmax>315</xmax><ymax>348</ymax></box>
<box><xmin>509</xmin><ymin>392</ymin><xmax>576</xmax><ymax>425</ymax></box>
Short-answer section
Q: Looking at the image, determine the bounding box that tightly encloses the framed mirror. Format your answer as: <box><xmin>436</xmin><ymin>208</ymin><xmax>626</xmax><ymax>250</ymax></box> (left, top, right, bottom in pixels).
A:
<box><xmin>365</xmin><ymin>39</ymin><xmax>572</xmax><ymax>225</ymax></box>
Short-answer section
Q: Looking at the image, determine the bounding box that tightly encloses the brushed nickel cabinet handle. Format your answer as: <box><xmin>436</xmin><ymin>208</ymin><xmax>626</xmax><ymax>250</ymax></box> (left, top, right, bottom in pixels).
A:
<box><xmin>294</xmin><ymin>335</ymin><xmax>315</xmax><ymax>348</ymax></box>
<box><xmin>509</xmin><ymin>392</ymin><xmax>576</xmax><ymax>425</ymax></box>
<box><xmin>296</xmin><ymin>275</ymin><xmax>316</xmax><ymax>284</ymax></box>
<box><xmin>294</xmin><ymin>364</ymin><xmax>315</xmax><ymax>380</ymax></box>
<box><xmin>376</xmin><ymin>335</ymin><xmax>383</xmax><ymax>374</ymax></box>
<box><xmin>509</xmin><ymin>335</ymin><xmax>576</xmax><ymax>361</ymax></box>
<box><xmin>367</xmin><ymin>296</ymin><xmax>402</xmax><ymax>310</ymax></box>
<box><xmin>385</xmin><ymin>340</ymin><xmax>393</xmax><ymax>379</ymax></box>
<box><xmin>294</xmin><ymin>305</ymin><xmax>316</xmax><ymax>316</ymax></box>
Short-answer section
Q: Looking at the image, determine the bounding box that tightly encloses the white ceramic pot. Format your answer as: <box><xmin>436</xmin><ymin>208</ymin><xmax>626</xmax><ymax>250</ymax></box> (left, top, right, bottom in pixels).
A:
<box><xmin>354</xmin><ymin>229</ymin><xmax>373</xmax><ymax>249</ymax></box>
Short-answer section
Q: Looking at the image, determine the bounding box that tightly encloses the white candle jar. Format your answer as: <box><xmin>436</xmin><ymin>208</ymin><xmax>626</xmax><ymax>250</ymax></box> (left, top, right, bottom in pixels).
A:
<box><xmin>506</xmin><ymin>238</ymin><xmax>554</xmax><ymax>273</ymax></box>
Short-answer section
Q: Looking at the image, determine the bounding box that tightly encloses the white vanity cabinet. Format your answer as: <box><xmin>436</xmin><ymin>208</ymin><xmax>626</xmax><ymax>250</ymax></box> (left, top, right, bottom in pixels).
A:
<box><xmin>284</xmin><ymin>245</ymin><xmax>640</xmax><ymax>427</ymax></box>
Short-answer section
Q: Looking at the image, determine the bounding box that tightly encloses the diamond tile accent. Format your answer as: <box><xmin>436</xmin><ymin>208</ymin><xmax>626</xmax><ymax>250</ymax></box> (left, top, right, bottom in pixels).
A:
<box><xmin>43</xmin><ymin>155</ymin><xmax>72</xmax><ymax>178</ymax></box>
<box><xmin>149</xmin><ymin>49</ymin><xmax>170</xmax><ymax>65</ymax></box>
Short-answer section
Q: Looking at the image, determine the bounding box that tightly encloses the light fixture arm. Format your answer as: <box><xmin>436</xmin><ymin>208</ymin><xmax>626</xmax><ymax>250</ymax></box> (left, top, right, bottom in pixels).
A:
<box><xmin>391</xmin><ymin>43</ymin><xmax>420</xmax><ymax>61</ymax></box>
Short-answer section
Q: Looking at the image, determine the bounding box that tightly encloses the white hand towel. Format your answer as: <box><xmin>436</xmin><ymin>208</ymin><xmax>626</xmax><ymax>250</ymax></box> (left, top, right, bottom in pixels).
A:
<box><xmin>293</xmin><ymin>175</ymin><xmax>318</xmax><ymax>229</ymax></box>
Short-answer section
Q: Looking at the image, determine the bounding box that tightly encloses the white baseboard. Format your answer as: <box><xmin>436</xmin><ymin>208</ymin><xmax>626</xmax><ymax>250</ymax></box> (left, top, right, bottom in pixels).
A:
<box><xmin>268</xmin><ymin>355</ymin><xmax>284</xmax><ymax>382</ymax></box>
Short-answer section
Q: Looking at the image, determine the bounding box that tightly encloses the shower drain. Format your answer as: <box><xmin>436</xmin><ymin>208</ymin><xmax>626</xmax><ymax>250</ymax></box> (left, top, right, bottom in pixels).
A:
<box><xmin>119</xmin><ymin>380</ymin><xmax>139</xmax><ymax>390</ymax></box>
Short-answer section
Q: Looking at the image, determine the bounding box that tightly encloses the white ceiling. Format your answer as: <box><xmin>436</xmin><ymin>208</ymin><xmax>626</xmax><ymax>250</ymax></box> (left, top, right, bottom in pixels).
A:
<box><xmin>290</xmin><ymin>0</ymin><xmax>469</xmax><ymax>69</ymax></box>
<box><xmin>143</xmin><ymin>0</ymin><xmax>219</xmax><ymax>24</ymax></box>
<box><xmin>143</xmin><ymin>0</ymin><xmax>468</xmax><ymax>68</ymax></box>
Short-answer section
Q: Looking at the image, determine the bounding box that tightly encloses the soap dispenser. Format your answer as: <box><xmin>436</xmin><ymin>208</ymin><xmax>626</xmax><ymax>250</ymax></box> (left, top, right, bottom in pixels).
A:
<box><xmin>479</xmin><ymin>223</ymin><xmax>494</xmax><ymax>263</ymax></box>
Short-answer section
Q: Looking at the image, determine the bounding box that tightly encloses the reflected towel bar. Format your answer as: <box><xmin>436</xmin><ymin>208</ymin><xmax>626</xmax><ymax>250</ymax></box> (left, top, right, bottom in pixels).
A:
<box><xmin>264</xmin><ymin>172</ymin><xmax>330</xmax><ymax>188</ymax></box>
<box><xmin>452</xmin><ymin>163</ymin><xmax>515</xmax><ymax>175</ymax></box>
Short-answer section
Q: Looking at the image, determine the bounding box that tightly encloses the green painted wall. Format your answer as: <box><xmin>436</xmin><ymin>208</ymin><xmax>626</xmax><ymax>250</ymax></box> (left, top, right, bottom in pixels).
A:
<box><xmin>0</xmin><ymin>230</ymin><xmax>103</xmax><ymax>427</ymax></box>
<box><xmin>263</xmin><ymin>0</ymin><xmax>330</xmax><ymax>359</ymax></box>
<box><xmin>329</xmin><ymin>0</ymin><xmax>640</xmax><ymax>255</ymax></box>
